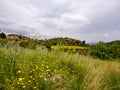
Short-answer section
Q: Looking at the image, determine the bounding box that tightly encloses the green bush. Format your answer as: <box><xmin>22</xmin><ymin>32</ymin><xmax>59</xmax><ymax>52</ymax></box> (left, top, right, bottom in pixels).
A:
<box><xmin>108</xmin><ymin>43</ymin><xmax>120</xmax><ymax>59</ymax></box>
<box><xmin>90</xmin><ymin>41</ymin><xmax>120</xmax><ymax>60</ymax></box>
<box><xmin>19</xmin><ymin>40</ymin><xmax>29</xmax><ymax>48</ymax></box>
<box><xmin>19</xmin><ymin>40</ymin><xmax>36</xmax><ymax>49</ymax></box>
<box><xmin>0</xmin><ymin>39</ymin><xmax>8</xmax><ymax>47</ymax></box>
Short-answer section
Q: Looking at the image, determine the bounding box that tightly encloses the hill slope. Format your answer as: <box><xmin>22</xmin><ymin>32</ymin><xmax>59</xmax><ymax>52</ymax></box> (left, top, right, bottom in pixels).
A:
<box><xmin>0</xmin><ymin>44</ymin><xmax>120</xmax><ymax>90</ymax></box>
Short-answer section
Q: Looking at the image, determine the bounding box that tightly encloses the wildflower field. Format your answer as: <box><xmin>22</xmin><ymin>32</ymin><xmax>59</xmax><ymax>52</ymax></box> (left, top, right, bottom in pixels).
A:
<box><xmin>0</xmin><ymin>44</ymin><xmax>120</xmax><ymax>90</ymax></box>
<box><xmin>51</xmin><ymin>46</ymin><xmax>88</xmax><ymax>54</ymax></box>
<box><xmin>51</xmin><ymin>46</ymin><xmax>87</xmax><ymax>50</ymax></box>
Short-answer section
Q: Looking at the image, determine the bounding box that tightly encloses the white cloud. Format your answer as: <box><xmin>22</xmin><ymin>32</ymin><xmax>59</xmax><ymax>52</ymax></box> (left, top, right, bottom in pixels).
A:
<box><xmin>114</xmin><ymin>30</ymin><xmax>120</xmax><ymax>33</ymax></box>
<box><xmin>104</xmin><ymin>33</ymin><xmax>109</xmax><ymax>37</ymax></box>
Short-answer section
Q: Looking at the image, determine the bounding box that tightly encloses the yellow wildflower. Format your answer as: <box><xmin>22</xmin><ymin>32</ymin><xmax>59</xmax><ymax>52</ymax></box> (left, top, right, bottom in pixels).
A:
<box><xmin>41</xmin><ymin>64</ymin><xmax>44</xmax><ymax>67</ymax></box>
<box><xmin>18</xmin><ymin>78</ymin><xmax>24</xmax><ymax>81</ymax></box>
<box><xmin>39</xmin><ymin>75</ymin><xmax>44</xmax><ymax>78</ymax></box>
<box><xmin>11</xmin><ymin>87</ymin><xmax>14</xmax><ymax>89</ymax></box>
<box><xmin>35</xmin><ymin>65</ymin><xmax>39</xmax><ymax>69</ymax></box>
<box><xmin>28</xmin><ymin>80</ymin><xmax>31</xmax><ymax>83</ymax></box>
<box><xmin>30</xmin><ymin>76</ymin><xmax>33</xmax><ymax>78</ymax></box>
<box><xmin>33</xmin><ymin>86</ymin><xmax>37</xmax><ymax>89</ymax></box>
<box><xmin>32</xmin><ymin>69</ymin><xmax>35</xmax><ymax>71</ymax></box>
<box><xmin>11</xmin><ymin>77</ymin><xmax>14</xmax><ymax>79</ymax></box>
<box><xmin>33</xmin><ymin>78</ymin><xmax>35</xmax><ymax>81</ymax></box>
<box><xmin>46</xmin><ymin>65</ymin><xmax>49</xmax><ymax>69</ymax></box>
<box><xmin>23</xmin><ymin>85</ymin><xmax>26</xmax><ymax>88</ymax></box>
<box><xmin>60</xmin><ymin>69</ymin><xmax>63</xmax><ymax>71</ymax></box>
<box><xmin>17</xmin><ymin>70</ymin><xmax>21</xmax><ymax>73</ymax></box>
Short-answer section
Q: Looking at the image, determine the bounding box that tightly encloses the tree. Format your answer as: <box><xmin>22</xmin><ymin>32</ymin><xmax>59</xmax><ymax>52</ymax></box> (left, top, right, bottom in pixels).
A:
<box><xmin>0</xmin><ymin>32</ymin><xmax>6</xmax><ymax>39</ymax></box>
<box><xmin>82</xmin><ymin>40</ymin><xmax>86</xmax><ymax>46</ymax></box>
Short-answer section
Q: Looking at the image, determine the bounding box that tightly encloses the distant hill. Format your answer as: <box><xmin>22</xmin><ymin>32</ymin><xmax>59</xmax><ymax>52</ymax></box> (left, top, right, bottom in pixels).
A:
<box><xmin>88</xmin><ymin>40</ymin><xmax>120</xmax><ymax>46</ymax></box>
<box><xmin>45</xmin><ymin>37</ymin><xmax>87</xmax><ymax>46</ymax></box>
<box><xmin>87</xmin><ymin>42</ymin><xmax>97</xmax><ymax>45</ymax></box>
<box><xmin>105</xmin><ymin>40</ymin><xmax>120</xmax><ymax>45</ymax></box>
<box><xmin>4</xmin><ymin>32</ymin><xmax>120</xmax><ymax>47</ymax></box>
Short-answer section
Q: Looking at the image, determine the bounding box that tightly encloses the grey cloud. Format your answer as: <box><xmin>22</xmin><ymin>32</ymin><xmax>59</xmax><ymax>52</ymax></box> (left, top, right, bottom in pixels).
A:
<box><xmin>0</xmin><ymin>16</ymin><xmax>16</xmax><ymax>26</ymax></box>
<box><xmin>0</xmin><ymin>0</ymin><xmax>120</xmax><ymax>42</ymax></box>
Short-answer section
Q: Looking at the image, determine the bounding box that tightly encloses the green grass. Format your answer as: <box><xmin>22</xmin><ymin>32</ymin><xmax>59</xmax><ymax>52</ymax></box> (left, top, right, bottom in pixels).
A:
<box><xmin>0</xmin><ymin>44</ymin><xmax>120</xmax><ymax>90</ymax></box>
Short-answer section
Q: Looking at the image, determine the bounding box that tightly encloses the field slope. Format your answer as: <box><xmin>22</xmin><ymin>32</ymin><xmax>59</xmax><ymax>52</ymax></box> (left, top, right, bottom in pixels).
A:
<box><xmin>0</xmin><ymin>45</ymin><xmax>120</xmax><ymax>90</ymax></box>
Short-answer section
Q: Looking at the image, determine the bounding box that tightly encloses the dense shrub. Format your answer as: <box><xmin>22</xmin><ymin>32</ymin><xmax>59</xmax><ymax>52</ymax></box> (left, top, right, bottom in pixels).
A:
<box><xmin>0</xmin><ymin>39</ymin><xmax>8</xmax><ymax>47</ymax></box>
<box><xmin>90</xmin><ymin>41</ymin><xmax>120</xmax><ymax>60</ymax></box>
<box><xmin>107</xmin><ymin>43</ymin><xmax>120</xmax><ymax>59</ymax></box>
<box><xmin>19</xmin><ymin>40</ymin><xmax>36</xmax><ymax>49</ymax></box>
<box><xmin>19</xmin><ymin>40</ymin><xmax>29</xmax><ymax>48</ymax></box>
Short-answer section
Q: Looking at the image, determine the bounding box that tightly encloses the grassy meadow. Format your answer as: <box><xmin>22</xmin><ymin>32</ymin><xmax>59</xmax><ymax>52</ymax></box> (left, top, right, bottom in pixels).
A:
<box><xmin>0</xmin><ymin>44</ymin><xmax>120</xmax><ymax>90</ymax></box>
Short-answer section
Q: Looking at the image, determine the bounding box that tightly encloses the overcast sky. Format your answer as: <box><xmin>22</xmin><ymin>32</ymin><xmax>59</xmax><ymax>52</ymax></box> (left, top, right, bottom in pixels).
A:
<box><xmin>0</xmin><ymin>0</ymin><xmax>120</xmax><ymax>42</ymax></box>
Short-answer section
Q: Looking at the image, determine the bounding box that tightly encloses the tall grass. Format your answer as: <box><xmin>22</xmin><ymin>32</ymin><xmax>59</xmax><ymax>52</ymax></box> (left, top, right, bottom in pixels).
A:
<box><xmin>0</xmin><ymin>44</ymin><xmax>120</xmax><ymax>90</ymax></box>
